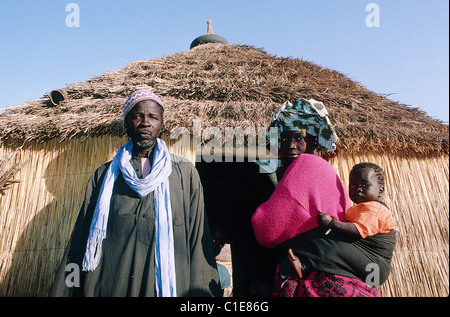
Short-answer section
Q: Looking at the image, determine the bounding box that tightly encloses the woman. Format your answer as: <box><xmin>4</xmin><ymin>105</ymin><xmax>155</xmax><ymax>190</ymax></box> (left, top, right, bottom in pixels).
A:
<box><xmin>253</xmin><ymin>98</ymin><xmax>382</xmax><ymax>297</ymax></box>
<box><xmin>228</xmin><ymin>98</ymin><xmax>333</xmax><ymax>297</ymax></box>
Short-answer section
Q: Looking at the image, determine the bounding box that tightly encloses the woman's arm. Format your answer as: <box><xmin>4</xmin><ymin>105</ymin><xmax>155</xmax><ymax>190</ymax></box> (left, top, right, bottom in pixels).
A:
<box><xmin>317</xmin><ymin>211</ymin><xmax>362</xmax><ymax>239</ymax></box>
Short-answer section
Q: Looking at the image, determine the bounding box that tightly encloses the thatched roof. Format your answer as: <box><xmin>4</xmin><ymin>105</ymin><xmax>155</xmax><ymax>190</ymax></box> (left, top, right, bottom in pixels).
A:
<box><xmin>0</xmin><ymin>44</ymin><xmax>448</xmax><ymax>156</ymax></box>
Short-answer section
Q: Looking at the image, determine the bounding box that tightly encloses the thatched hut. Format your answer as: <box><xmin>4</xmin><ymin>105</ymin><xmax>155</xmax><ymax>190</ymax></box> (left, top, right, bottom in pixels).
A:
<box><xmin>0</xmin><ymin>43</ymin><xmax>448</xmax><ymax>297</ymax></box>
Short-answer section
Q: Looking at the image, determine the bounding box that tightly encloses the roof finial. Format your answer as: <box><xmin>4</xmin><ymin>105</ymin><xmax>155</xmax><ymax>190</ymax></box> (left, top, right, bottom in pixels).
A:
<box><xmin>207</xmin><ymin>19</ymin><xmax>214</xmax><ymax>34</ymax></box>
<box><xmin>190</xmin><ymin>19</ymin><xmax>228</xmax><ymax>49</ymax></box>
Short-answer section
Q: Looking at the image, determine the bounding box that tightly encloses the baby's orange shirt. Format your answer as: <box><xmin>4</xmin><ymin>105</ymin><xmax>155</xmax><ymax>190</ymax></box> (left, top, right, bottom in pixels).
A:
<box><xmin>345</xmin><ymin>201</ymin><xmax>397</xmax><ymax>238</ymax></box>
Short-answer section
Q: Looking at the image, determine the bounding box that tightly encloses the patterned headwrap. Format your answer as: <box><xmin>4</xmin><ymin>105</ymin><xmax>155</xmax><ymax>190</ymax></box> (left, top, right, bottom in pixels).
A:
<box><xmin>123</xmin><ymin>89</ymin><xmax>165</xmax><ymax>122</ymax></box>
<box><xmin>268</xmin><ymin>98</ymin><xmax>338</xmax><ymax>152</ymax></box>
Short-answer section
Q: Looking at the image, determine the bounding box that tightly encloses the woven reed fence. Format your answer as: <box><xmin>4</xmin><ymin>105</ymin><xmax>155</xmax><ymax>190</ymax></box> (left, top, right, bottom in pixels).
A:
<box><xmin>329</xmin><ymin>153</ymin><xmax>449</xmax><ymax>297</ymax></box>
<box><xmin>0</xmin><ymin>133</ymin><xmax>193</xmax><ymax>296</ymax></box>
<box><xmin>0</xmin><ymin>136</ymin><xmax>120</xmax><ymax>296</ymax></box>
<box><xmin>1</xmin><ymin>134</ymin><xmax>448</xmax><ymax>296</ymax></box>
<box><xmin>0</xmin><ymin>44</ymin><xmax>447</xmax><ymax>297</ymax></box>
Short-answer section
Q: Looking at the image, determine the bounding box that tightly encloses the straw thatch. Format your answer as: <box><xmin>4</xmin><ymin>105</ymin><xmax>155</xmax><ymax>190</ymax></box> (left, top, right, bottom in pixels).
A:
<box><xmin>0</xmin><ymin>136</ymin><xmax>126</xmax><ymax>296</ymax></box>
<box><xmin>328</xmin><ymin>153</ymin><xmax>449</xmax><ymax>297</ymax></box>
<box><xmin>0</xmin><ymin>150</ymin><xmax>28</xmax><ymax>195</ymax></box>
<box><xmin>0</xmin><ymin>44</ymin><xmax>448</xmax><ymax>297</ymax></box>
<box><xmin>0</xmin><ymin>44</ymin><xmax>447</xmax><ymax>156</ymax></box>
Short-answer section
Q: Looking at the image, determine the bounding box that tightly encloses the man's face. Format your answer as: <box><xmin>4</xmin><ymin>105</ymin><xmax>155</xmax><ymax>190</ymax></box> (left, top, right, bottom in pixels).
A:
<box><xmin>125</xmin><ymin>100</ymin><xmax>163</xmax><ymax>150</ymax></box>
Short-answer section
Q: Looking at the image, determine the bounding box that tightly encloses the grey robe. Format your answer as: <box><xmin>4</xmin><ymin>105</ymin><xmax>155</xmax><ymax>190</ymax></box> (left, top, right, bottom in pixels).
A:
<box><xmin>49</xmin><ymin>149</ymin><xmax>221</xmax><ymax>297</ymax></box>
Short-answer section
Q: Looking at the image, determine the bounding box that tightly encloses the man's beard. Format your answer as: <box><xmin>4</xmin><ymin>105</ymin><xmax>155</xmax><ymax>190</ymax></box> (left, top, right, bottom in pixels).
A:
<box><xmin>128</xmin><ymin>127</ymin><xmax>159</xmax><ymax>150</ymax></box>
<box><xmin>135</xmin><ymin>139</ymin><xmax>156</xmax><ymax>149</ymax></box>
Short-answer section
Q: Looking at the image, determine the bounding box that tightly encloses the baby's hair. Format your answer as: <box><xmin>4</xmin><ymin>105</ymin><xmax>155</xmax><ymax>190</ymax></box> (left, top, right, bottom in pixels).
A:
<box><xmin>351</xmin><ymin>162</ymin><xmax>385</xmax><ymax>193</ymax></box>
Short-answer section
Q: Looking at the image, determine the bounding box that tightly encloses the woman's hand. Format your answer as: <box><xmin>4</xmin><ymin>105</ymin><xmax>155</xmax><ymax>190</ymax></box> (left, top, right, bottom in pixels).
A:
<box><xmin>317</xmin><ymin>210</ymin><xmax>333</xmax><ymax>227</ymax></box>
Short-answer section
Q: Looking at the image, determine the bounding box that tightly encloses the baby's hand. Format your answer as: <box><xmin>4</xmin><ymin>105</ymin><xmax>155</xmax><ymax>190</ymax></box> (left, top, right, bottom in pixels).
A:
<box><xmin>317</xmin><ymin>210</ymin><xmax>333</xmax><ymax>227</ymax></box>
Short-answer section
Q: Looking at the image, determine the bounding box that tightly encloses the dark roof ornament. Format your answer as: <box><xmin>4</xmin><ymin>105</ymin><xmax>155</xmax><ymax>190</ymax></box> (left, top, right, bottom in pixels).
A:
<box><xmin>190</xmin><ymin>20</ymin><xmax>228</xmax><ymax>49</ymax></box>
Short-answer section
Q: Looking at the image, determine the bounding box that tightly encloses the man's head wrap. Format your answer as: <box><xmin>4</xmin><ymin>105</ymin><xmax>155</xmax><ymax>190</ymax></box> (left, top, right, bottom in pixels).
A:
<box><xmin>123</xmin><ymin>89</ymin><xmax>165</xmax><ymax>122</ymax></box>
<box><xmin>268</xmin><ymin>98</ymin><xmax>338</xmax><ymax>152</ymax></box>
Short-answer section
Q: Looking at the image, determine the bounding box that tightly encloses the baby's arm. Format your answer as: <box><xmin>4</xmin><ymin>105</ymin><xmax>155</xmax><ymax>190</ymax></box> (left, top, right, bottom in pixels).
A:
<box><xmin>317</xmin><ymin>211</ymin><xmax>362</xmax><ymax>239</ymax></box>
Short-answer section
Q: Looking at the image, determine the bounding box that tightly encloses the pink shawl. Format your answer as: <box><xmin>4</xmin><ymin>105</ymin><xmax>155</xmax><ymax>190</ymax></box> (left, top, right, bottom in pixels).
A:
<box><xmin>251</xmin><ymin>154</ymin><xmax>350</xmax><ymax>248</ymax></box>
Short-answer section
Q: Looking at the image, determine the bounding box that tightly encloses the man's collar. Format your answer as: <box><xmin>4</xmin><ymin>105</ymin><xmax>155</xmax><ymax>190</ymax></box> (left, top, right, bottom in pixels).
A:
<box><xmin>130</xmin><ymin>142</ymin><xmax>156</xmax><ymax>159</ymax></box>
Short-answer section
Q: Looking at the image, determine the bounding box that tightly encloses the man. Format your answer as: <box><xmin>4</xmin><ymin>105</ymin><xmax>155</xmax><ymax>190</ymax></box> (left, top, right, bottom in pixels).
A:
<box><xmin>49</xmin><ymin>89</ymin><xmax>221</xmax><ymax>297</ymax></box>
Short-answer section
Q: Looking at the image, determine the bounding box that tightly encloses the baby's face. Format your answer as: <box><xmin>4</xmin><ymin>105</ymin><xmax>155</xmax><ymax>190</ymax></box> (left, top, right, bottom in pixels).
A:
<box><xmin>349</xmin><ymin>168</ymin><xmax>383</xmax><ymax>204</ymax></box>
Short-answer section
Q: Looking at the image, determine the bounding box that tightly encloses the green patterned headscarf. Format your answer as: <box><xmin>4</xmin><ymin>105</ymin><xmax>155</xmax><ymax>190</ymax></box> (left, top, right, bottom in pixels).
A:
<box><xmin>268</xmin><ymin>98</ymin><xmax>338</xmax><ymax>152</ymax></box>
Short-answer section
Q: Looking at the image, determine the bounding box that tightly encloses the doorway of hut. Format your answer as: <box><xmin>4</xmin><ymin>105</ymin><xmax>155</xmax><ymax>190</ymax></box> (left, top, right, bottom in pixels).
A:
<box><xmin>195</xmin><ymin>157</ymin><xmax>278</xmax><ymax>297</ymax></box>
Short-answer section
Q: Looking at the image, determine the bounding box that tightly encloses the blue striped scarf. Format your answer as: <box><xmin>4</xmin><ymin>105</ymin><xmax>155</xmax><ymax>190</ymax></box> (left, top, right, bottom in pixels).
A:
<box><xmin>82</xmin><ymin>139</ymin><xmax>177</xmax><ymax>297</ymax></box>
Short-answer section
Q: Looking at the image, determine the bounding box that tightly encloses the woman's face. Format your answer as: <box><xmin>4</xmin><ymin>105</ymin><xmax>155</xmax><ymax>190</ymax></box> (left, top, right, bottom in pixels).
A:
<box><xmin>280</xmin><ymin>130</ymin><xmax>316</xmax><ymax>166</ymax></box>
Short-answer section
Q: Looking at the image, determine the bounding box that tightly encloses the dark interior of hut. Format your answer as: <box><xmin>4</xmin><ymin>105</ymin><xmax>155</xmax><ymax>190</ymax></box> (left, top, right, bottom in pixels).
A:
<box><xmin>195</xmin><ymin>158</ymin><xmax>278</xmax><ymax>296</ymax></box>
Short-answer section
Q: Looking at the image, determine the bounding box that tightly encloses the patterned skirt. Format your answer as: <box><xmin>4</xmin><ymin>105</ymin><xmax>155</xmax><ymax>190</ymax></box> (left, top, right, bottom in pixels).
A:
<box><xmin>272</xmin><ymin>266</ymin><xmax>380</xmax><ymax>297</ymax></box>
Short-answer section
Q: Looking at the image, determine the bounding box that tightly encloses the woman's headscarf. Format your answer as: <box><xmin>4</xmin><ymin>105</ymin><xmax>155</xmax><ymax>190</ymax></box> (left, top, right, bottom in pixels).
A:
<box><xmin>268</xmin><ymin>98</ymin><xmax>338</xmax><ymax>152</ymax></box>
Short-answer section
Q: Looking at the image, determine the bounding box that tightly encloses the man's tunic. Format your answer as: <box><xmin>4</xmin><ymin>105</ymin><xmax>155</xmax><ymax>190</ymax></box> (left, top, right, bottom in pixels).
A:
<box><xmin>49</xmin><ymin>151</ymin><xmax>221</xmax><ymax>297</ymax></box>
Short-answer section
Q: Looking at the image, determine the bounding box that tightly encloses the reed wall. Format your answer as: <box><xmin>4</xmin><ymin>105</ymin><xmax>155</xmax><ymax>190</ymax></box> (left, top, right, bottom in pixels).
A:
<box><xmin>0</xmin><ymin>134</ymin><xmax>194</xmax><ymax>296</ymax></box>
<box><xmin>0</xmin><ymin>136</ymin><xmax>448</xmax><ymax>296</ymax></box>
<box><xmin>328</xmin><ymin>153</ymin><xmax>449</xmax><ymax>297</ymax></box>
<box><xmin>0</xmin><ymin>136</ymin><xmax>121</xmax><ymax>295</ymax></box>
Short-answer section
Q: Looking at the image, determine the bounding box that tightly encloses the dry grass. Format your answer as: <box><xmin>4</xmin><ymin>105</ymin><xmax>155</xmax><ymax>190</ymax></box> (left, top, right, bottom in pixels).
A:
<box><xmin>0</xmin><ymin>135</ymin><xmax>448</xmax><ymax>296</ymax></box>
<box><xmin>0</xmin><ymin>44</ymin><xmax>447</xmax><ymax>156</ymax></box>
<box><xmin>0</xmin><ymin>133</ymin><xmax>196</xmax><ymax>296</ymax></box>
<box><xmin>329</xmin><ymin>153</ymin><xmax>449</xmax><ymax>297</ymax></box>
<box><xmin>0</xmin><ymin>150</ymin><xmax>29</xmax><ymax>195</ymax></box>
<box><xmin>0</xmin><ymin>44</ymin><xmax>448</xmax><ymax>297</ymax></box>
<box><xmin>0</xmin><ymin>136</ymin><xmax>127</xmax><ymax>296</ymax></box>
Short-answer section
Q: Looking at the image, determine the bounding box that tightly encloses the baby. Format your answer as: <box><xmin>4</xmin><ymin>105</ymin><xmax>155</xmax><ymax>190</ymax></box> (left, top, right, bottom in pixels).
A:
<box><xmin>288</xmin><ymin>162</ymin><xmax>397</xmax><ymax>279</ymax></box>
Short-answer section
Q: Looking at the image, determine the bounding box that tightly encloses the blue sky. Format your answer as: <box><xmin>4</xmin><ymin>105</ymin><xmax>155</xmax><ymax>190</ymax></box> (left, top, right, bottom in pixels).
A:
<box><xmin>1</xmin><ymin>0</ymin><xmax>448</xmax><ymax>123</ymax></box>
